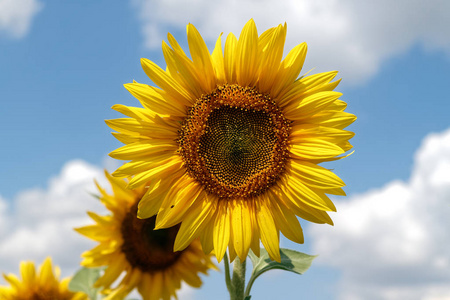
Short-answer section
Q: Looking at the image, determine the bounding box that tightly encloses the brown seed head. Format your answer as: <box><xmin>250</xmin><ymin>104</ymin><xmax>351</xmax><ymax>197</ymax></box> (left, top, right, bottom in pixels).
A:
<box><xmin>178</xmin><ymin>84</ymin><xmax>291</xmax><ymax>199</ymax></box>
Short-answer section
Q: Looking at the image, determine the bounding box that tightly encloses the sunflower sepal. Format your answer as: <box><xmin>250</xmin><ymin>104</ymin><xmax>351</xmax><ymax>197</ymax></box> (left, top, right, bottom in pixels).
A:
<box><xmin>68</xmin><ymin>267</ymin><xmax>104</xmax><ymax>300</ymax></box>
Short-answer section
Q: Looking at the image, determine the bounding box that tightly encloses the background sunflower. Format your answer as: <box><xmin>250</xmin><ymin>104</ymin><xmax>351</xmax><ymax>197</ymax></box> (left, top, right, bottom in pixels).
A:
<box><xmin>75</xmin><ymin>172</ymin><xmax>217</xmax><ymax>300</ymax></box>
<box><xmin>0</xmin><ymin>257</ymin><xmax>87</xmax><ymax>300</ymax></box>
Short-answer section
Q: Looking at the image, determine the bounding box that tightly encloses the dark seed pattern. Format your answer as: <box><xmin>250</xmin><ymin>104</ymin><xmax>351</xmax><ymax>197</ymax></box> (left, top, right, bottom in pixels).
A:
<box><xmin>178</xmin><ymin>84</ymin><xmax>291</xmax><ymax>199</ymax></box>
<box><xmin>121</xmin><ymin>202</ymin><xmax>183</xmax><ymax>272</ymax></box>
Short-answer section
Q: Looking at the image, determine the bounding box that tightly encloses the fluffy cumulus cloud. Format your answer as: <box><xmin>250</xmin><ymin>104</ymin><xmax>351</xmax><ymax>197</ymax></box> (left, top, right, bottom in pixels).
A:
<box><xmin>0</xmin><ymin>0</ymin><xmax>43</xmax><ymax>38</ymax></box>
<box><xmin>310</xmin><ymin>128</ymin><xmax>450</xmax><ymax>300</ymax></box>
<box><xmin>131</xmin><ymin>0</ymin><xmax>450</xmax><ymax>85</ymax></box>
<box><xmin>0</xmin><ymin>160</ymin><xmax>107</xmax><ymax>278</ymax></box>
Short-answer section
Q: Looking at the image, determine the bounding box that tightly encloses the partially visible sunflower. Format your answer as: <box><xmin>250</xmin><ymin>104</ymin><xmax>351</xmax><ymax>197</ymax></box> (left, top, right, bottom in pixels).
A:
<box><xmin>107</xmin><ymin>19</ymin><xmax>356</xmax><ymax>262</ymax></box>
<box><xmin>0</xmin><ymin>257</ymin><xmax>87</xmax><ymax>300</ymax></box>
<box><xmin>75</xmin><ymin>171</ymin><xmax>217</xmax><ymax>300</ymax></box>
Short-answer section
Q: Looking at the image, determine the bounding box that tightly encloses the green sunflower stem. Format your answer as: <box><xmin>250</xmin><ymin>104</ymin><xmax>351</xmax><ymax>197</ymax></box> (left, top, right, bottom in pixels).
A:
<box><xmin>230</xmin><ymin>255</ymin><xmax>246</xmax><ymax>300</ymax></box>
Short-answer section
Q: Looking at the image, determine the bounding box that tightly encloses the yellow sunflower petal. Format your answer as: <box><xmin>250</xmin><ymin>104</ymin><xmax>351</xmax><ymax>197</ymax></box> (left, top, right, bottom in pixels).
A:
<box><xmin>105</xmin><ymin>171</ymin><xmax>135</xmax><ymax>203</ymax></box>
<box><xmin>231</xmin><ymin>199</ymin><xmax>253</xmax><ymax>261</ymax></box>
<box><xmin>187</xmin><ymin>23</ymin><xmax>216</xmax><ymax>92</ymax></box>
<box><xmin>20</xmin><ymin>261</ymin><xmax>36</xmax><ymax>287</ymax></box>
<box><xmin>136</xmin><ymin>273</ymin><xmax>152</xmax><ymax>299</ymax></box>
<box><xmin>94</xmin><ymin>255</ymin><xmax>127</xmax><ymax>288</ymax></box>
<box><xmin>300</xmin><ymin>78</ymin><xmax>342</xmax><ymax>99</ymax></box>
<box><xmin>167</xmin><ymin>32</ymin><xmax>187</xmax><ymax>56</ymax></box>
<box><xmin>112</xmin><ymin>157</ymin><xmax>171</xmax><ymax>178</ymax></box>
<box><xmin>224</xmin><ymin>33</ymin><xmax>238</xmax><ymax>83</ymax></box>
<box><xmin>137</xmin><ymin>176</ymin><xmax>180</xmax><ymax>219</ymax></box>
<box><xmin>291</xmin><ymin>124</ymin><xmax>355</xmax><ymax>144</ymax></box>
<box><xmin>174</xmin><ymin>196</ymin><xmax>216</xmax><ymax>251</ymax></box>
<box><xmin>200</xmin><ymin>219</ymin><xmax>215</xmax><ymax>255</ymax></box>
<box><xmin>227</xmin><ymin>229</ymin><xmax>237</xmax><ymax>263</ymax></box>
<box><xmin>327</xmin><ymin>99</ymin><xmax>348</xmax><ymax>111</ymax></box>
<box><xmin>249</xmin><ymin>200</ymin><xmax>261</xmax><ymax>257</ymax></box>
<box><xmin>140</xmin><ymin>58</ymin><xmax>194</xmax><ymax>105</ymax></box>
<box><xmin>283</xmin><ymin>91</ymin><xmax>342</xmax><ymax>120</ymax></box>
<box><xmin>268</xmin><ymin>198</ymin><xmax>304</xmax><ymax>244</ymax></box>
<box><xmin>271</xmin><ymin>42</ymin><xmax>307</xmax><ymax>97</ymax></box>
<box><xmin>111</xmin><ymin>104</ymin><xmax>155</xmax><ymax>121</ymax></box>
<box><xmin>110</xmin><ymin>132</ymin><xmax>149</xmax><ymax>144</ymax></box>
<box><xmin>290</xmin><ymin>138</ymin><xmax>345</xmax><ymax>160</ymax></box>
<box><xmin>211</xmin><ymin>33</ymin><xmax>226</xmax><ymax>84</ymax></box>
<box><xmin>289</xmin><ymin>159</ymin><xmax>345</xmax><ymax>189</ymax></box>
<box><xmin>109</xmin><ymin>141</ymin><xmax>176</xmax><ymax>161</ymax></box>
<box><xmin>38</xmin><ymin>257</ymin><xmax>55</xmax><ymax>288</ymax></box>
<box><xmin>127</xmin><ymin>156</ymin><xmax>182</xmax><ymax>189</ymax></box>
<box><xmin>124</xmin><ymin>82</ymin><xmax>187</xmax><ymax>117</ymax></box>
<box><xmin>321</xmin><ymin>187</ymin><xmax>346</xmax><ymax>196</ymax></box>
<box><xmin>163</xmin><ymin>41</ymin><xmax>204</xmax><ymax>99</ymax></box>
<box><xmin>256</xmin><ymin>197</ymin><xmax>280</xmax><ymax>262</ymax></box>
<box><xmin>236</xmin><ymin>19</ymin><xmax>260</xmax><ymax>87</ymax></box>
<box><xmin>278</xmin><ymin>70</ymin><xmax>338</xmax><ymax>107</ymax></box>
<box><xmin>156</xmin><ymin>180</ymin><xmax>204</xmax><ymax>228</ymax></box>
<box><xmin>270</xmin><ymin>188</ymin><xmax>333</xmax><ymax>225</ymax></box>
<box><xmin>213</xmin><ymin>201</ymin><xmax>231</xmax><ymax>262</ymax></box>
<box><xmin>86</xmin><ymin>211</ymin><xmax>114</xmax><ymax>227</ymax></box>
<box><xmin>305</xmin><ymin>110</ymin><xmax>357</xmax><ymax>129</ymax></box>
<box><xmin>281</xmin><ymin>174</ymin><xmax>336</xmax><ymax>211</ymax></box>
<box><xmin>258</xmin><ymin>23</ymin><xmax>286</xmax><ymax>93</ymax></box>
<box><xmin>2</xmin><ymin>274</ymin><xmax>21</xmax><ymax>289</ymax></box>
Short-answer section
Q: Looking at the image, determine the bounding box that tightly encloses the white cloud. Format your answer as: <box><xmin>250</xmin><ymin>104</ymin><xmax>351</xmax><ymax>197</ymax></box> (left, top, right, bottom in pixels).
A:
<box><xmin>0</xmin><ymin>0</ymin><xmax>43</xmax><ymax>39</ymax></box>
<box><xmin>0</xmin><ymin>160</ymin><xmax>108</xmax><ymax>278</ymax></box>
<box><xmin>131</xmin><ymin>0</ymin><xmax>450</xmax><ymax>85</ymax></box>
<box><xmin>310</xmin><ymin>128</ymin><xmax>450</xmax><ymax>300</ymax></box>
<box><xmin>0</xmin><ymin>196</ymin><xmax>9</xmax><ymax>236</ymax></box>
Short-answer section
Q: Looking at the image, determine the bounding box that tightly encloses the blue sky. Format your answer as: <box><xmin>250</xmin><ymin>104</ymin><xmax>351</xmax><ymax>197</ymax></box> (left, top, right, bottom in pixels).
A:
<box><xmin>1</xmin><ymin>1</ymin><xmax>450</xmax><ymax>299</ymax></box>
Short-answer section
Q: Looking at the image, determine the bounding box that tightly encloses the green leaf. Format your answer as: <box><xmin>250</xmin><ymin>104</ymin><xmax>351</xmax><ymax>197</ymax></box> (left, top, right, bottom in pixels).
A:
<box><xmin>68</xmin><ymin>267</ymin><xmax>104</xmax><ymax>300</ymax></box>
<box><xmin>249</xmin><ymin>248</ymin><xmax>316</xmax><ymax>277</ymax></box>
<box><xmin>245</xmin><ymin>248</ymin><xmax>316</xmax><ymax>298</ymax></box>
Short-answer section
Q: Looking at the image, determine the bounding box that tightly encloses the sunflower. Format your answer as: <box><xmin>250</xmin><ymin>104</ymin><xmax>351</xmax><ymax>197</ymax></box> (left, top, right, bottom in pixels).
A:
<box><xmin>106</xmin><ymin>19</ymin><xmax>356</xmax><ymax>262</ymax></box>
<box><xmin>75</xmin><ymin>171</ymin><xmax>217</xmax><ymax>300</ymax></box>
<box><xmin>0</xmin><ymin>257</ymin><xmax>87</xmax><ymax>300</ymax></box>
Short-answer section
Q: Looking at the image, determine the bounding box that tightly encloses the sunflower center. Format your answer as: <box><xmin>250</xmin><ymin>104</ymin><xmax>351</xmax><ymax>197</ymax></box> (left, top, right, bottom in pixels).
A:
<box><xmin>179</xmin><ymin>84</ymin><xmax>291</xmax><ymax>199</ymax></box>
<box><xmin>199</xmin><ymin>106</ymin><xmax>275</xmax><ymax>186</ymax></box>
<box><xmin>121</xmin><ymin>203</ymin><xmax>183</xmax><ymax>272</ymax></box>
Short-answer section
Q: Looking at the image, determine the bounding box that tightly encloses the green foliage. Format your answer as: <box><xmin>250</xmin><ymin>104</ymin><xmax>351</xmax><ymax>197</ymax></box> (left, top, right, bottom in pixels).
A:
<box><xmin>249</xmin><ymin>248</ymin><xmax>316</xmax><ymax>277</ymax></box>
<box><xmin>244</xmin><ymin>248</ymin><xmax>316</xmax><ymax>298</ymax></box>
<box><xmin>68</xmin><ymin>267</ymin><xmax>103</xmax><ymax>300</ymax></box>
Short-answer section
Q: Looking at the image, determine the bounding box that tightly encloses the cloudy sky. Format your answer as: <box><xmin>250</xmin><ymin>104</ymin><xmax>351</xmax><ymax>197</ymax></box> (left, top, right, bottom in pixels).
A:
<box><xmin>1</xmin><ymin>0</ymin><xmax>450</xmax><ymax>299</ymax></box>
